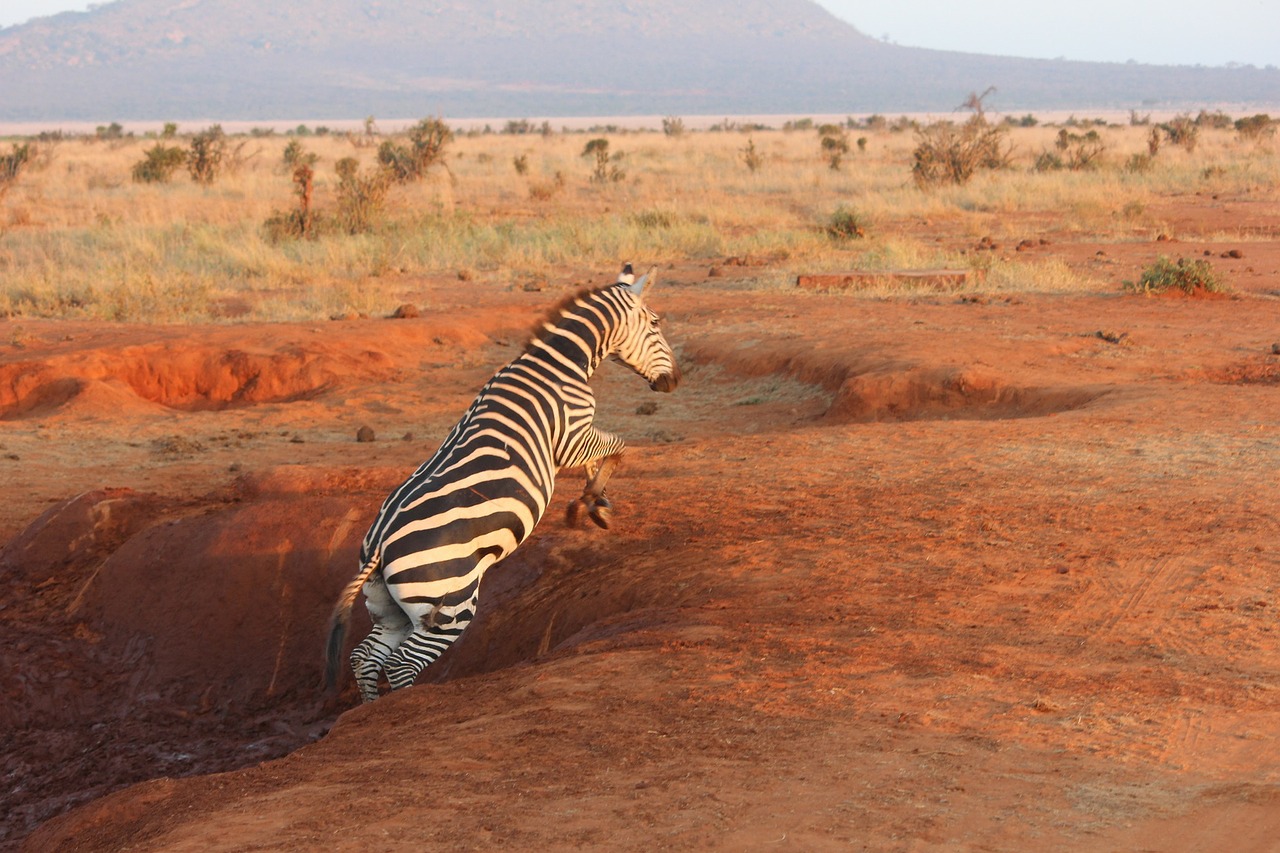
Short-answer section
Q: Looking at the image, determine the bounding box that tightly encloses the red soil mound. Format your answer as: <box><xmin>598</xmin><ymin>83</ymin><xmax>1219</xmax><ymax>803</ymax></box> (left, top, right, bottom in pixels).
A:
<box><xmin>7</xmin><ymin>259</ymin><xmax>1280</xmax><ymax>851</ymax></box>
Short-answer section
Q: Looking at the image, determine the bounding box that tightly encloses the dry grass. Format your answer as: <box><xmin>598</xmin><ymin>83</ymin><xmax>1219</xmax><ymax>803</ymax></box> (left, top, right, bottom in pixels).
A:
<box><xmin>0</xmin><ymin>122</ymin><xmax>1275</xmax><ymax>321</ymax></box>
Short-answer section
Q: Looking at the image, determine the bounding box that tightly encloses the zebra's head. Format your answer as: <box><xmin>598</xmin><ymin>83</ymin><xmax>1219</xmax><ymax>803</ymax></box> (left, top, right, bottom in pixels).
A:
<box><xmin>608</xmin><ymin>264</ymin><xmax>681</xmax><ymax>393</ymax></box>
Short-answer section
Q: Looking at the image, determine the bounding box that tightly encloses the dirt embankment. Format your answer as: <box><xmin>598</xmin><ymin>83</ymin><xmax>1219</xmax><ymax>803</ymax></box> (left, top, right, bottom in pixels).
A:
<box><xmin>5</xmin><ymin>262</ymin><xmax>1280</xmax><ymax>851</ymax></box>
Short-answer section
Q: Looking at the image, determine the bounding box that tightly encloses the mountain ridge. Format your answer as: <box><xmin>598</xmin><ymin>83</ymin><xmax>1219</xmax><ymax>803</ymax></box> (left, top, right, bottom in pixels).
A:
<box><xmin>1</xmin><ymin>0</ymin><xmax>1276</xmax><ymax>121</ymax></box>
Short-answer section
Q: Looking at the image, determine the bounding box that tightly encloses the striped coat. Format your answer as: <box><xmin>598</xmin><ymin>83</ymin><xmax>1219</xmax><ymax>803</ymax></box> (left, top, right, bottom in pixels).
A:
<box><xmin>326</xmin><ymin>265</ymin><xmax>679</xmax><ymax>701</ymax></box>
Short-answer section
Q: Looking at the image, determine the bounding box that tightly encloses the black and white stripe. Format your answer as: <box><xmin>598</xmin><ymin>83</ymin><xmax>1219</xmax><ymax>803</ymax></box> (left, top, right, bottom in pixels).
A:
<box><xmin>326</xmin><ymin>264</ymin><xmax>680</xmax><ymax>702</ymax></box>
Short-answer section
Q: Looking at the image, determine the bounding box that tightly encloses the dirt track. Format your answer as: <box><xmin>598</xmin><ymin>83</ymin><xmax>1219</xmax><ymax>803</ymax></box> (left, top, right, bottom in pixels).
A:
<box><xmin>3</xmin><ymin>220</ymin><xmax>1280</xmax><ymax>850</ymax></box>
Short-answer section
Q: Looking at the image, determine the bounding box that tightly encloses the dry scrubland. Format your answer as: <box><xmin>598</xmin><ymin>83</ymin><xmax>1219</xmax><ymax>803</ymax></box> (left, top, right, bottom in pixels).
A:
<box><xmin>2</xmin><ymin>117</ymin><xmax>1277</xmax><ymax>321</ymax></box>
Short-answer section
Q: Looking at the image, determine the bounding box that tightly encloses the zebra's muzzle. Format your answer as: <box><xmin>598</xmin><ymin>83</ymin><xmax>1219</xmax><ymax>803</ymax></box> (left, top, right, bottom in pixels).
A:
<box><xmin>650</xmin><ymin>369</ymin><xmax>680</xmax><ymax>393</ymax></box>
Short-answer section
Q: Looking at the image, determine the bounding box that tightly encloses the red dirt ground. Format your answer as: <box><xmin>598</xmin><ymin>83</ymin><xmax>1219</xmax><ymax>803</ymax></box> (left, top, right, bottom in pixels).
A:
<box><xmin>3</xmin><ymin>199</ymin><xmax>1280</xmax><ymax>851</ymax></box>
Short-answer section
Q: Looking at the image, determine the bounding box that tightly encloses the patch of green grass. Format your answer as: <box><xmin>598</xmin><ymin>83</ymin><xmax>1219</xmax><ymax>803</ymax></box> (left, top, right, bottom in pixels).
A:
<box><xmin>1124</xmin><ymin>256</ymin><xmax>1227</xmax><ymax>295</ymax></box>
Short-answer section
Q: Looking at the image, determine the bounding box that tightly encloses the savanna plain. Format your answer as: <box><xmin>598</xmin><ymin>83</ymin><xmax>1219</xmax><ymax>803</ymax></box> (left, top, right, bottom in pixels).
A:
<box><xmin>2</xmin><ymin>114</ymin><xmax>1280</xmax><ymax>851</ymax></box>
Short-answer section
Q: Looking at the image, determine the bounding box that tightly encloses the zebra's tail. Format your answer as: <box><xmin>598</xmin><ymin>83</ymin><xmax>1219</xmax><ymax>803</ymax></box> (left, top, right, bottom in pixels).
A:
<box><xmin>324</xmin><ymin>553</ymin><xmax>381</xmax><ymax>693</ymax></box>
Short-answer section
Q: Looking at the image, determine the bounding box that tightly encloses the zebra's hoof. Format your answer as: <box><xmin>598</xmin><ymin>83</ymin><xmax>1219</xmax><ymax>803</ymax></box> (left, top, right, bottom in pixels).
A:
<box><xmin>589</xmin><ymin>496</ymin><xmax>612</xmax><ymax>529</ymax></box>
<box><xmin>566</xmin><ymin>499</ymin><xmax>586</xmax><ymax>528</ymax></box>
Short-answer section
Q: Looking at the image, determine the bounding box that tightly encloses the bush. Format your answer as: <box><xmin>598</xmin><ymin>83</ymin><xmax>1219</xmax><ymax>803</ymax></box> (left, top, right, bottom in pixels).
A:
<box><xmin>825</xmin><ymin>205</ymin><xmax>866</xmax><ymax>240</ymax></box>
<box><xmin>662</xmin><ymin>116</ymin><xmax>686</xmax><ymax>138</ymax></box>
<box><xmin>1159</xmin><ymin>116</ymin><xmax>1198</xmax><ymax>152</ymax></box>
<box><xmin>528</xmin><ymin>171</ymin><xmax>565</xmax><ymax>201</ymax></box>
<box><xmin>0</xmin><ymin>143</ymin><xmax>34</xmax><ymax>198</ymax></box>
<box><xmin>263</xmin><ymin>163</ymin><xmax>318</xmax><ymax>240</ymax></box>
<box><xmin>283</xmin><ymin>140</ymin><xmax>317</xmax><ymax>169</ymax></box>
<box><xmin>132</xmin><ymin>143</ymin><xmax>187</xmax><ymax>183</ymax></box>
<box><xmin>1034</xmin><ymin>129</ymin><xmax>1105</xmax><ymax>172</ymax></box>
<box><xmin>581</xmin><ymin>138</ymin><xmax>625</xmax><ymax>183</ymax></box>
<box><xmin>1125</xmin><ymin>153</ymin><xmax>1155</xmax><ymax>174</ymax></box>
<box><xmin>377</xmin><ymin>117</ymin><xmax>453</xmax><ymax>183</ymax></box>
<box><xmin>1235</xmin><ymin>114</ymin><xmax>1275</xmax><ymax>142</ymax></box>
<box><xmin>911</xmin><ymin>115</ymin><xmax>1010</xmax><ymax>188</ymax></box>
<box><xmin>740</xmin><ymin>137</ymin><xmax>764</xmax><ymax>173</ymax></box>
<box><xmin>818</xmin><ymin>124</ymin><xmax>850</xmax><ymax>170</ymax></box>
<box><xmin>1194</xmin><ymin>110</ymin><xmax>1233</xmax><ymax>130</ymax></box>
<box><xmin>1125</xmin><ymin>256</ymin><xmax>1226</xmax><ymax>295</ymax></box>
<box><xmin>335</xmin><ymin>157</ymin><xmax>391</xmax><ymax>234</ymax></box>
<box><xmin>187</xmin><ymin>125</ymin><xmax>227</xmax><ymax>184</ymax></box>
<box><xmin>1032</xmin><ymin>151</ymin><xmax>1064</xmax><ymax>172</ymax></box>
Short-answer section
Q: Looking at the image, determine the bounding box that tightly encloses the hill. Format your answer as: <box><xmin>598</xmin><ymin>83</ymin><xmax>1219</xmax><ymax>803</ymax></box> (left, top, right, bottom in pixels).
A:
<box><xmin>0</xmin><ymin>0</ymin><xmax>1277</xmax><ymax>125</ymax></box>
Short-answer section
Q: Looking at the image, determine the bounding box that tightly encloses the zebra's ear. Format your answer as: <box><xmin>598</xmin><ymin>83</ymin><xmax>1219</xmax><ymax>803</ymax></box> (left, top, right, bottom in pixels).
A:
<box><xmin>626</xmin><ymin>266</ymin><xmax>657</xmax><ymax>298</ymax></box>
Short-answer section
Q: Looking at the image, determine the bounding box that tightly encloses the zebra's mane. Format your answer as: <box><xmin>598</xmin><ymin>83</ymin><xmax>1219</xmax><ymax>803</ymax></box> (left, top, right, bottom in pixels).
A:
<box><xmin>524</xmin><ymin>284</ymin><xmax>619</xmax><ymax>348</ymax></box>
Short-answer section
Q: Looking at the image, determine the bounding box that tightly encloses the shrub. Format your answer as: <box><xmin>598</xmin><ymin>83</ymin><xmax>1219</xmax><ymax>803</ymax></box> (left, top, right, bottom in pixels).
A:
<box><xmin>0</xmin><ymin>143</ymin><xmax>34</xmax><ymax>200</ymax></box>
<box><xmin>1032</xmin><ymin>151</ymin><xmax>1064</xmax><ymax>172</ymax></box>
<box><xmin>187</xmin><ymin>125</ymin><xmax>227</xmax><ymax>184</ymax></box>
<box><xmin>911</xmin><ymin>115</ymin><xmax>1010</xmax><ymax>188</ymax></box>
<box><xmin>132</xmin><ymin>142</ymin><xmax>187</xmax><ymax>183</ymax></box>
<box><xmin>1194</xmin><ymin>110</ymin><xmax>1233</xmax><ymax>130</ymax></box>
<box><xmin>1</xmin><ymin>143</ymin><xmax>33</xmax><ymax>182</ymax></box>
<box><xmin>630</xmin><ymin>209</ymin><xmax>675</xmax><ymax>229</ymax></box>
<box><xmin>378</xmin><ymin>117</ymin><xmax>453</xmax><ymax>183</ymax></box>
<box><xmin>1159</xmin><ymin>116</ymin><xmax>1198</xmax><ymax>152</ymax></box>
<box><xmin>1125</xmin><ymin>256</ymin><xmax>1226</xmax><ymax>295</ymax></box>
<box><xmin>662</xmin><ymin>116</ymin><xmax>686</xmax><ymax>138</ymax></box>
<box><xmin>512</xmin><ymin>154</ymin><xmax>529</xmax><ymax>175</ymax></box>
<box><xmin>290</xmin><ymin>162</ymin><xmax>316</xmax><ymax>237</ymax></box>
<box><xmin>335</xmin><ymin>157</ymin><xmax>391</xmax><ymax>234</ymax></box>
<box><xmin>528</xmin><ymin>171</ymin><xmax>565</xmax><ymax>201</ymax></box>
<box><xmin>283</xmin><ymin>140</ymin><xmax>317</xmax><ymax>169</ymax></box>
<box><xmin>581</xmin><ymin>138</ymin><xmax>625</xmax><ymax>183</ymax></box>
<box><xmin>818</xmin><ymin>124</ymin><xmax>850</xmax><ymax>170</ymax></box>
<box><xmin>1125</xmin><ymin>153</ymin><xmax>1155</xmax><ymax>174</ymax></box>
<box><xmin>263</xmin><ymin>163</ymin><xmax>318</xmax><ymax>240</ymax></box>
<box><xmin>1034</xmin><ymin>129</ymin><xmax>1105</xmax><ymax>172</ymax></box>
<box><xmin>1147</xmin><ymin>126</ymin><xmax>1162</xmax><ymax>157</ymax></box>
<box><xmin>1235</xmin><ymin>114</ymin><xmax>1275</xmax><ymax>142</ymax></box>
<box><xmin>740</xmin><ymin>137</ymin><xmax>764</xmax><ymax>172</ymax></box>
<box><xmin>825</xmin><ymin>205</ymin><xmax>866</xmax><ymax>240</ymax></box>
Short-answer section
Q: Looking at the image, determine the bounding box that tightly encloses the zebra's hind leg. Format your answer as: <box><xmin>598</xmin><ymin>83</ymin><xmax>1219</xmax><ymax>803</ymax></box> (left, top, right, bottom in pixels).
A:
<box><xmin>383</xmin><ymin>593</ymin><xmax>479</xmax><ymax>691</ymax></box>
<box><xmin>351</xmin><ymin>573</ymin><xmax>412</xmax><ymax>703</ymax></box>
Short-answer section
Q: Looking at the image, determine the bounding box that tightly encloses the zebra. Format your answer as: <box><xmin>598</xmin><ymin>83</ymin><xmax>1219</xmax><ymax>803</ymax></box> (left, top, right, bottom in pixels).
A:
<box><xmin>325</xmin><ymin>264</ymin><xmax>680</xmax><ymax>702</ymax></box>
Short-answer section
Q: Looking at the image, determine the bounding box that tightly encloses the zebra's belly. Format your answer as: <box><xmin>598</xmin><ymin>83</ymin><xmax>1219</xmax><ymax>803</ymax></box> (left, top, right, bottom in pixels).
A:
<box><xmin>377</xmin><ymin>493</ymin><xmax>548</xmax><ymax>606</ymax></box>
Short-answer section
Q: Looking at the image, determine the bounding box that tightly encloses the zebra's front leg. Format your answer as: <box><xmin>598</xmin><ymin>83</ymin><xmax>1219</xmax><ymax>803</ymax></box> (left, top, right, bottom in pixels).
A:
<box><xmin>566</xmin><ymin>452</ymin><xmax>622</xmax><ymax>530</ymax></box>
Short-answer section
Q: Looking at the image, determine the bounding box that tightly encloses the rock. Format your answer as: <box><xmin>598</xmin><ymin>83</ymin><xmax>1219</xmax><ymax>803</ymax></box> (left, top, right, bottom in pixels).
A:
<box><xmin>356</xmin><ymin>426</ymin><xmax>376</xmax><ymax>443</ymax></box>
<box><xmin>391</xmin><ymin>304</ymin><xmax>420</xmax><ymax>319</ymax></box>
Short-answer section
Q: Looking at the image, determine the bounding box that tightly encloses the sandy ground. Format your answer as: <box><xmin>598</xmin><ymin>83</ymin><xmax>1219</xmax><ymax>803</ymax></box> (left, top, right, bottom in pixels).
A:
<box><xmin>3</xmin><ymin>200</ymin><xmax>1280</xmax><ymax>851</ymax></box>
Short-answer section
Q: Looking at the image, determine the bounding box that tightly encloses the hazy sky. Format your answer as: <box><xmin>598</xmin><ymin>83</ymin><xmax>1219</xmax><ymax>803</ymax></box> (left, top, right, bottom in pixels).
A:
<box><xmin>1</xmin><ymin>0</ymin><xmax>1276</xmax><ymax>68</ymax></box>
